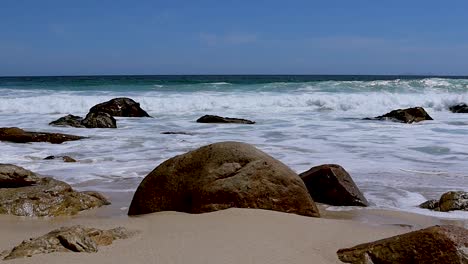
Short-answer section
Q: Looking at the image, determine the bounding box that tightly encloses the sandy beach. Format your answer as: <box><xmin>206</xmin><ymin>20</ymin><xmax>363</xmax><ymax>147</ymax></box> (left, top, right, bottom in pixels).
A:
<box><xmin>1</xmin><ymin>206</ymin><xmax>466</xmax><ymax>264</ymax></box>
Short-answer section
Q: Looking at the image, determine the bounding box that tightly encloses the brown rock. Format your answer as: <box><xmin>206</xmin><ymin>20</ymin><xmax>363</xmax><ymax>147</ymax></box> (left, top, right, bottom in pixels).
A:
<box><xmin>439</xmin><ymin>191</ymin><xmax>468</xmax><ymax>212</ymax></box>
<box><xmin>0</xmin><ymin>164</ymin><xmax>40</xmax><ymax>188</ymax></box>
<box><xmin>44</xmin><ymin>156</ymin><xmax>77</xmax><ymax>162</ymax></box>
<box><xmin>373</xmin><ymin>107</ymin><xmax>433</xmax><ymax>123</ymax></box>
<box><xmin>419</xmin><ymin>199</ymin><xmax>440</xmax><ymax>210</ymax></box>
<box><xmin>299</xmin><ymin>164</ymin><xmax>368</xmax><ymax>206</ymax></box>
<box><xmin>337</xmin><ymin>225</ymin><xmax>468</xmax><ymax>264</ymax></box>
<box><xmin>89</xmin><ymin>97</ymin><xmax>151</xmax><ymax>117</ymax></box>
<box><xmin>196</xmin><ymin>115</ymin><xmax>255</xmax><ymax>124</ymax></box>
<box><xmin>1</xmin><ymin>225</ymin><xmax>134</xmax><ymax>260</ymax></box>
<box><xmin>0</xmin><ymin>166</ymin><xmax>110</xmax><ymax>217</ymax></box>
<box><xmin>81</xmin><ymin>112</ymin><xmax>117</xmax><ymax>128</ymax></box>
<box><xmin>128</xmin><ymin>141</ymin><xmax>319</xmax><ymax>217</ymax></box>
<box><xmin>0</xmin><ymin>127</ymin><xmax>84</xmax><ymax>144</ymax></box>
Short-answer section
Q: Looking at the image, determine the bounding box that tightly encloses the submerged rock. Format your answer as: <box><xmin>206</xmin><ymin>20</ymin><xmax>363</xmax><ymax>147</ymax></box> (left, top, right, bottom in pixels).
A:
<box><xmin>371</xmin><ymin>107</ymin><xmax>433</xmax><ymax>123</ymax></box>
<box><xmin>82</xmin><ymin>112</ymin><xmax>117</xmax><ymax>128</ymax></box>
<box><xmin>419</xmin><ymin>191</ymin><xmax>468</xmax><ymax>212</ymax></box>
<box><xmin>196</xmin><ymin>115</ymin><xmax>255</xmax><ymax>124</ymax></box>
<box><xmin>1</xmin><ymin>225</ymin><xmax>134</xmax><ymax>260</ymax></box>
<box><xmin>89</xmin><ymin>97</ymin><xmax>151</xmax><ymax>117</ymax></box>
<box><xmin>44</xmin><ymin>156</ymin><xmax>77</xmax><ymax>162</ymax></box>
<box><xmin>49</xmin><ymin>114</ymin><xmax>85</xmax><ymax>128</ymax></box>
<box><xmin>299</xmin><ymin>164</ymin><xmax>368</xmax><ymax>207</ymax></box>
<box><xmin>337</xmin><ymin>225</ymin><xmax>468</xmax><ymax>264</ymax></box>
<box><xmin>0</xmin><ymin>127</ymin><xmax>84</xmax><ymax>144</ymax></box>
<box><xmin>449</xmin><ymin>103</ymin><xmax>468</xmax><ymax>113</ymax></box>
<box><xmin>128</xmin><ymin>141</ymin><xmax>319</xmax><ymax>217</ymax></box>
<box><xmin>0</xmin><ymin>165</ymin><xmax>110</xmax><ymax>217</ymax></box>
<box><xmin>0</xmin><ymin>164</ymin><xmax>40</xmax><ymax>188</ymax></box>
<box><xmin>419</xmin><ymin>199</ymin><xmax>439</xmax><ymax>210</ymax></box>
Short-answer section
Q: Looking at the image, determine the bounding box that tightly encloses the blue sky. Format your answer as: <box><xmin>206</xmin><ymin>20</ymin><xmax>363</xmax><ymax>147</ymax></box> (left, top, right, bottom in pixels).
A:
<box><xmin>1</xmin><ymin>0</ymin><xmax>468</xmax><ymax>76</ymax></box>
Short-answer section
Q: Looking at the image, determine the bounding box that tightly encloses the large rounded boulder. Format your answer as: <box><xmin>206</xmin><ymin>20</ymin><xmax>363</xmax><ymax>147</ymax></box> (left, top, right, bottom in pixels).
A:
<box><xmin>89</xmin><ymin>97</ymin><xmax>151</xmax><ymax>117</ymax></box>
<box><xmin>371</xmin><ymin>107</ymin><xmax>433</xmax><ymax>123</ymax></box>
<box><xmin>128</xmin><ymin>142</ymin><xmax>320</xmax><ymax>217</ymax></box>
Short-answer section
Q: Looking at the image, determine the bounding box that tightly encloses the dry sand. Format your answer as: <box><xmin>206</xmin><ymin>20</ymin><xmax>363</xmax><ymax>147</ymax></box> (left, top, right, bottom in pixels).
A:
<box><xmin>1</xmin><ymin>206</ymin><xmax>466</xmax><ymax>264</ymax></box>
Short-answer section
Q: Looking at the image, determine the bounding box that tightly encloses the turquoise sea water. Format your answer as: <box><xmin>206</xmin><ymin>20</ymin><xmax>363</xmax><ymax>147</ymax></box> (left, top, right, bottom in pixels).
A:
<box><xmin>0</xmin><ymin>75</ymin><xmax>467</xmax><ymax>219</ymax></box>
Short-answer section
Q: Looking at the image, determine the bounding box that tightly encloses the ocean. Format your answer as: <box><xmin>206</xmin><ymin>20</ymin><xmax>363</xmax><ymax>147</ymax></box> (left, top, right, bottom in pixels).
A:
<box><xmin>1</xmin><ymin>75</ymin><xmax>467</xmax><ymax>219</ymax></box>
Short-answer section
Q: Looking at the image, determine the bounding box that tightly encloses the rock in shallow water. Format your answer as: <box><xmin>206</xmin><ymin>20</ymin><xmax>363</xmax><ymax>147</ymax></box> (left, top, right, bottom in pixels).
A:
<box><xmin>44</xmin><ymin>155</ymin><xmax>77</xmax><ymax>162</ymax></box>
<box><xmin>89</xmin><ymin>97</ymin><xmax>151</xmax><ymax>117</ymax></box>
<box><xmin>419</xmin><ymin>191</ymin><xmax>468</xmax><ymax>212</ymax></box>
<box><xmin>49</xmin><ymin>114</ymin><xmax>85</xmax><ymax>128</ymax></box>
<box><xmin>0</xmin><ymin>127</ymin><xmax>84</xmax><ymax>144</ymax></box>
<box><xmin>299</xmin><ymin>164</ymin><xmax>368</xmax><ymax>207</ymax></box>
<box><xmin>449</xmin><ymin>103</ymin><xmax>468</xmax><ymax>113</ymax></box>
<box><xmin>337</xmin><ymin>225</ymin><xmax>468</xmax><ymax>264</ymax></box>
<box><xmin>370</xmin><ymin>107</ymin><xmax>433</xmax><ymax>123</ymax></box>
<box><xmin>81</xmin><ymin>111</ymin><xmax>117</xmax><ymax>128</ymax></box>
<box><xmin>128</xmin><ymin>141</ymin><xmax>319</xmax><ymax>217</ymax></box>
<box><xmin>0</xmin><ymin>164</ymin><xmax>40</xmax><ymax>188</ymax></box>
<box><xmin>1</xmin><ymin>225</ymin><xmax>134</xmax><ymax>260</ymax></box>
<box><xmin>196</xmin><ymin>115</ymin><xmax>255</xmax><ymax>124</ymax></box>
<box><xmin>0</xmin><ymin>164</ymin><xmax>110</xmax><ymax>217</ymax></box>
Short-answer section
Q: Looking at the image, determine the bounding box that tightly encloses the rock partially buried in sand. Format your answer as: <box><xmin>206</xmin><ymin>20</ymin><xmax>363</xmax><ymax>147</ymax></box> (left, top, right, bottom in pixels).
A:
<box><xmin>82</xmin><ymin>111</ymin><xmax>117</xmax><ymax>128</ymax></box>
<box><xmin>1</xmin><ymin>225</ymin><xmax>134</xmax><ymax>260</ymax></box>
<box><xmin>44</xmin><ymin>155</ymin><xmax>77</xmax><ymax>162</ymax></box>
<box><xmin>49</xmin><ymin>114</ymin><xmax>85</xmax><ymax>128</ymax></box>
<box><xmin>0</xmin><ymin>164</ymin><xmax>40</xmax><ymax>188</ymax></box>
<box><xmin>337</xmin><ymin>225</ymin><xmax>468</xmax><ymax>264</ymax></box>
<box><xmin>0</xmin><ymin>127</ymin><xmax>84</xmax><ymax>144</ymax></box>
<box><xmin>128</xmin><ymin>141</ymin><xmax>319</xmax><ymax>217</ymax></box>
<box><xmin>419</xmin><ymin>191</ymin><xmax>468</xmax><ymax>212</ymax></box>
<box><xmin>0</xmin><ymin>164</ymin><xmax>110</xmax><ymax>217</ymax></box>
<box><xmin>449</xmin><ymin>103</ymin><xmax>468</xmax><ymax>113</ymax></box>
<box><xmin>370</xmin><ymin>107</ymin><xmax>433</xmax><ymax>123</ymax></box>
<box><xmin>196</xmin><ymin>115</ymin><xmax>255</xmax><ymax>124</ymax></box>
<box><xmin>299</xmin><ymin>164</ymin><xmax>368</xmax><ymax>207</ymax></box>
<box><xmin>89</xmin><ymin>97</ymin><xmax>151</xmax><ymax>117</ymax></box>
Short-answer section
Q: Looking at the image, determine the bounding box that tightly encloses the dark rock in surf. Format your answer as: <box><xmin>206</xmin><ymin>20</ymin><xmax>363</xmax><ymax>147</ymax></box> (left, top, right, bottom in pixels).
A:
<box><xmin>337</xmin><ymin>225</ymin><xmax>468</xmax><ymax>264</ymax></box>
<box><xmin>0</xmin><ymin>127</ymin><xmax>84</xmax><ymax>144</ymax></box>
<box><xmin>196</xmin><ymin>115</ymin><xmax>255</xmax><ymax>124</ymax></box>
<box><xmin>81</xmin><ymin>112</ymin><xmax>116</xmax><ymax>128</ymax></box>
<box><xmin>0</xmin><ymin>164</ymin><xmax>110</xmax><ymax>217</ymax></box>
<box><xmin>1</xmin><ymin>225</ymin><xmax>134</xmax><ymax>260</ymax></box>
<box><xmin>128</xmin><ymin>141</ymin><xmax>319</xmax><ymax>217</ymax></box>
<box><xmin>44</xmin><ymin>156</ymin><xmax>77</xmax><ymax>163</ymax></box>
<box><xmin>449</xmin><ymin>103</ymin><xmax>468</xmax><ymax>113</ymax></box>
<box><xmin>419</xmin><ymin>191</ymin><xmax>468</xmax><ymax>212</ymax></box>
<box><xmin>299</xmin><ymin>164</ymin><xmax>369</xmax><ymax>207</ymax></box>
<box><xmin>49</xmin><ymin>114</ymin><xmax>85</xmax><ymax>128</ymax></box>
<box><xmin>89</xmin><ymin>97</ymin><xmax>151</xmax><ymax>117</ymax></box>
<box><xmin>370</xmin><ymin>107</ymin><xmax>433</xmax><ymax>123</ymax></box>
<box><xmin>161</xmin><ymin>131</ymin><xmax>195</xmax><ymax>135</ymax></box>
<box><xmin>419</xmin><ymin>199</ymin><xmax>439</xmax><ymax>210</ymax></box>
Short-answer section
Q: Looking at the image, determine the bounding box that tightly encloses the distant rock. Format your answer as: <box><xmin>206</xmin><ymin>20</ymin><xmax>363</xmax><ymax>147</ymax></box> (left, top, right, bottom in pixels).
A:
<box><xmin>128</xmin><ymin>141</ymin><xmax>319</xmax><ymax>217</ymax></box>
<box><xmin>0</xmin><ymin>127</ymin><xmax>84</xmax><ymax>144</ymax></box>
<box><xmin>0</xmin><ymin>164</ymin><xmax>110</xmax><ymax>217</ymax></box>
<box><xmin>49</xmin><ymin>114</ymin><xmax>85</xmax><ymax>128</ymax></box>
<box><xmin>196</xmin><ymin>115</ymin><xmax>255</xmax><ymax>124</ymax></box>
<box><xmin>449</xmin><ymin>103</ymin><xmax>468</xmax><ymax>113</ymax></box>
<box><xmin>419</xmin><ymin>191</ymin><xmax>468</xmax><ymax>212</ymax></box>
<box><xmin>82</xmin><ymin>112</ymin><xmax>117</xmax><ymax>128</ymax></box>
<box><xmin>0</xmin><ymin>164</ymin><xmax>40</xmax><ymax>188</ymax></box>
<box><xmin>44</xmin><ymin>156</ymin><xmax>77</xmax><ymax>162</ymax></box>
<box><xmin>89</xmin><ymin>97</ymin><xmax>151</xmax><ymax>117</ymax></box>
<box><xmin>161</xmin><ymin>131</ymin><xmax>195</xmax><ymax>135</ymax></box>
<box><xmin>370</xmin><ymin>107</ymin><xmax>433</xmax><ymax>123</ymax></box>
<box><xmin>337</xmin><ymin>225</ymin><xmax>468</xmax><ymax>264</ymax></box>
<box><xmin>299</xmin><ymin>164</ymin><xmax>368</xmax><ymax>207</ymax></box>
<box><xmin>1</xmin><ymin>225</ymin><xmax>134</xmax><ymax>260</ymax></box>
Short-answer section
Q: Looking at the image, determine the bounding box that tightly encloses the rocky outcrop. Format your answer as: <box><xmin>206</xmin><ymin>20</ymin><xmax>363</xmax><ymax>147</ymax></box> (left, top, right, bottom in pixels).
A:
<box><xmin>49</xmin><ymin>114</ymin><xmax>85</xmax><ymax>128</ymax></box>
<box><xmin>0</xmin><ymin>127</ymin><xmax>84</xmax><ymax>144</ymax></box>
<box><xmin>44</xmin><ymin>156</ymin><xmax>77</xmax><ymax>162</ymax></box>
<box><xmin>0</xmin><ymin>164</ymin><xmax>110</xmax><ymax>217</ymax></box>
<box><xmin>0</xmin><ymin>164</ymin><xmax>40</xmax><ymax>188</ymax></box>
<box><xmin>82</xmin><ymin>112</ymin><xmax>116</xmax><ymax>128</ymax></box>
<box><xmin>299</xmin><ymin>164</ymin><xmax>368</xmax><ymax>207</ymax></box>
<box><xmin>128</xmin><ymin>141</ymin><xmax>319</xmax><ymax>217</ymax></box>
<box><xmin>196</xmin><ymin>115</ymin><xmax>255</xmax><ymax>124</ymax></box>
<box><xmin>371</xmin><ymin>107</ymin><xmax>433</xmax><ymax>123</ymax></box>
<box><xmin>449</xmin><ymin>103</ymin><xmax>468</xmax><ymax>113</ymax></box>
<box><xmin>337</xmin><ymin>225</ymin><xmax>468</xmax><ymax>264</ymax></box>
<box><xmin>1</xmin><ymin>225</ymin><xmax>134</xmax><ymax>260</ymax></box>
<box><xmin>89</xmin><ymin>97</ymin><xmax>151</xmax><ymax>117</ymax></box>
<box><xmin>419</xmin><ymin>191</ymin><xmax>468</xmax><ymax>212</ymax></box>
